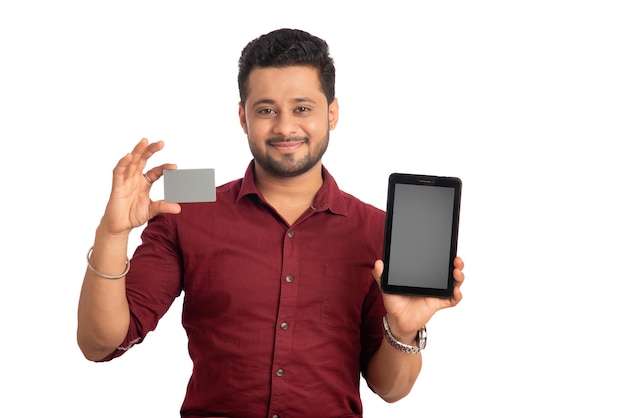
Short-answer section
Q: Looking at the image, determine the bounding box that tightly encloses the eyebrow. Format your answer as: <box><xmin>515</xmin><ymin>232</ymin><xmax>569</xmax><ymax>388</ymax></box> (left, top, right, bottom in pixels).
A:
<box><xmin>250</xmin><ymin>97</ymin><xmax>318</xmax><ymax>107</ymax></box>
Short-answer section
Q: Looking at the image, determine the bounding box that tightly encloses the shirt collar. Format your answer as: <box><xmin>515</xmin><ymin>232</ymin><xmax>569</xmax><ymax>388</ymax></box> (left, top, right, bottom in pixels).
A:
<box><xmin>237</xmin><ymin>160</ymin><xmax>348</xmax><ymax>217</ymax></box>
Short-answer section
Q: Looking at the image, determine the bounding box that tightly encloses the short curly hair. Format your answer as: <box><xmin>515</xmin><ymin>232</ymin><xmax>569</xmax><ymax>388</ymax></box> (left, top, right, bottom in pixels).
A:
<box><xmin>238</xmin><ymin>28</ymin><xmax>336</xmax><ymax>106</ymax></box>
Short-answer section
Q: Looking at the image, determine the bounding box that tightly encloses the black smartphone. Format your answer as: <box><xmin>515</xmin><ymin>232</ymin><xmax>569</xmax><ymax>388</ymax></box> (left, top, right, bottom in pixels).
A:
<box><xmin>380</xmin><ymin>173</ymin><xmax>462</xmax><ymax>297</ymax></box>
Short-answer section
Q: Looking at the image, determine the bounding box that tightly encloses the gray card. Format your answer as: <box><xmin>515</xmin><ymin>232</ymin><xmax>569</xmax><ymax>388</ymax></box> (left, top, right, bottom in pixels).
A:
<box><xmin>163</xmin><ymin>168</ymin><xmax>216</xmax><ymax>203</ymax></box>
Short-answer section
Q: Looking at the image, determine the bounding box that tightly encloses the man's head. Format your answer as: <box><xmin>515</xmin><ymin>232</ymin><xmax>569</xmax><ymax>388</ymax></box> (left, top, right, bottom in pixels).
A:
<box><xmin>237</xmin><ymin>29</ymin><xmax>339</xmax><ymax>179</ymax></box>
<box><xmin>238</xmin><ymin>28</ymin><xmax>335</xmax><ymax>107</ymax></box>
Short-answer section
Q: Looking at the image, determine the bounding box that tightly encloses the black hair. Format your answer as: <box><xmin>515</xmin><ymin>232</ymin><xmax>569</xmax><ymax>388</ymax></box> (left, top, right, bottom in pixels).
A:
<box><xmin>237</xmin><ymin>28</ymin><xmax>335</xmax><ymax>106</ymax></box>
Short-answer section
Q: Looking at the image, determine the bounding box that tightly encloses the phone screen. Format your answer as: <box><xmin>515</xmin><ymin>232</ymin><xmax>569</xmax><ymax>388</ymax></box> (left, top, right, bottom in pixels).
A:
<box><xmin>381</xmin><ymin>174</ymin><xmax>461</xmax><ymax>297</ymax></box>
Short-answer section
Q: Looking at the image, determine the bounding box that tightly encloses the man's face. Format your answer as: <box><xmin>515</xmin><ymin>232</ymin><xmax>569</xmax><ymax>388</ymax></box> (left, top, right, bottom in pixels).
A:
<box><xmin>239</xmin><ymin>66</ymin><xmax>338</xmax><ymax>177</ymax></box>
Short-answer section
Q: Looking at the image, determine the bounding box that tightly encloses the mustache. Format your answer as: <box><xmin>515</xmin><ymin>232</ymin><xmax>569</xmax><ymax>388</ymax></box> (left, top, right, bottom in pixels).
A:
<box><xmin>266</xmin><ymin>136</ymin><xmax>309</xmax><ymax>145</ymax></box>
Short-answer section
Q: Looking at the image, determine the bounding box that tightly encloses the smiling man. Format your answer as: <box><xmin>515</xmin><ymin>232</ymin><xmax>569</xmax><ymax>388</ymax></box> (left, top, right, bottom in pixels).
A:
<box><xmin>77</xmin><ymin>28</ymin><xmax>465</xmax><ymax>417</ymax></box>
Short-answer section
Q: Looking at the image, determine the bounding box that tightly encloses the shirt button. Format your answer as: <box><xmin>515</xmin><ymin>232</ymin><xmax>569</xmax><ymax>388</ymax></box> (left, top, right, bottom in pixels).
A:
<box><xmin>285</xmin><ymin>275</ymin><xmax>293</xmax><ymax>283</ymax></box>
<box><xmin>287</xmin><ymin>231</ymin><xmax>294</xmax><ymax>238</ymax></box>
<box><xmin>272</xmin><ymin>415</ymin><xmax>279</xmax><ymax>418</ymax></box>
<box><xmin>280</xmin><ymin>322</ymin><xmax>288</xmax><ymax>330</ymax></box>
<box><xmin>276</xmin><ymin>368</ymin><xmax>284</xmax><ymax>377</ymax></box>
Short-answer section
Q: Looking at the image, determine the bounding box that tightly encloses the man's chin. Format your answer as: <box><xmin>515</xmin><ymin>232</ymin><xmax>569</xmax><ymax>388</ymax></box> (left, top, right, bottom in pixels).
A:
<box><xmin>261</xmin><ymin>158</ymin><xmax>316</xmax><ymax>178</ymax></box>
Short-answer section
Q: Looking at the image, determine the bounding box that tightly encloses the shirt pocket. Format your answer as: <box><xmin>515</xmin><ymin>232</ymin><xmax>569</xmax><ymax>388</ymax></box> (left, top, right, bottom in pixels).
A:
<box><xmin>321</xmin><ymin>263</ymin><xmax>373</xmax><ymax>329</ymax></box>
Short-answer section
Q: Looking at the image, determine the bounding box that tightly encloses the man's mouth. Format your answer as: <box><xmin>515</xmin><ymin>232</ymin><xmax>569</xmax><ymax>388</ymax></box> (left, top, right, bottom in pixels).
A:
<box><xmin>268</xmin><ymin>138</ymin><xmax>307</xmax><ymax>153</ymax></box>
<box><xmin>272</xmin><ymin>142</ymin><xmax>303</xmax><ymax>152</ymax></box>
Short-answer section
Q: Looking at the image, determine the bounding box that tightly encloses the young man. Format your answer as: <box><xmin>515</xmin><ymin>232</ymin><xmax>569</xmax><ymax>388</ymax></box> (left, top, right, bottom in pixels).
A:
<box><xmin>77</xmin><ymin>28</ymin><xmax>465</xmax><ymax>417</ymax></box>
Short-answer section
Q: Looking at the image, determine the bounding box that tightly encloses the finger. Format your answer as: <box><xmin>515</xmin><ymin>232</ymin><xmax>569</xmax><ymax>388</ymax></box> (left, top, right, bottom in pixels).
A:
<box><xmin>143</xmin><ymin>173</ymin><xmax>156</xmax><ymax>186</ymax></box>
<box><xmin>128</xmin><ymin>138</ymin><xmax>150</xmax><ymax>168</ymax></box>
<box><xmin>450</xmin><ymin>284</ymin><xmax>463</xmax><ymax>306</ymax></box>
<box><xmin>120</xmin><ymin>139</ymin><xmax>148</xmax><ymax>180</ymax></box>
<box><xmin>138</xmin><ymin>141</ymin><xmax>166</xmax><ymax>176</ymax></box>
<box><xmin>113</xmin><ymin>138</ymin><xmax>148</xmax><ymax>171</ymax></box>
<box><xmin>128</xmin><ymin>139</ymin><xmax>164</xmax><ymax>176</ymax></box>
<box><xmin>112</xmin><ymin>152</ymin><xmax>133</xmax><ymax>177</ymax></box>
<box><xmin>144</xmin><ymin>163</ymin><xmax>178</xmax><ymax>185</ymax></box>
<box><xmin>142</xmin><ymin>140</ymin><xmax>165</xmax><ymax>160</ymax></box>
<box><xmin>454</xmin><ymin>256</ymin><xmax>464</xmax><ymax>270</ymax></box>
<box><xmin>151</xmin><ymin>200</ymin><xmax>182</xmax><ymax>217</ymax></box>
<box><xmin>453</xmin><ymin>267</ymin><xmax>465</xmax><ymax>285</ymax></box>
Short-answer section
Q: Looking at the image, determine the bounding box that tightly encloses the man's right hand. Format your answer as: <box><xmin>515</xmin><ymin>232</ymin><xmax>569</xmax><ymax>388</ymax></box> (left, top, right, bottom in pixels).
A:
<box><xmin>100</xmin><ymin>138</ymin><xmax>181</xmax><ymax>237</ymax></box>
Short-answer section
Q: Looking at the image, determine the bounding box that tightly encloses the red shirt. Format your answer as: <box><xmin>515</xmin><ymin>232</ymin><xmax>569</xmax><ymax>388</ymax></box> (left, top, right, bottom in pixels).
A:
<box><xmin>105</xmin><ymin>161</ymin><xmax>387</xmax><ymax>417</ymax></box>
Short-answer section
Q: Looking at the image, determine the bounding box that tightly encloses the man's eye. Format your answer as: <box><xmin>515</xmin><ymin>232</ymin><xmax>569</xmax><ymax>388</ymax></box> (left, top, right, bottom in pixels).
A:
<box><xmin>258</xmin><ymin>108</ymin><xmax>276</xmax><ymax>115</ymax></box>
<box><xmin>295</xmin><ymin>107</ymin><xmax>310</xmax><ymax>113</ymax></box>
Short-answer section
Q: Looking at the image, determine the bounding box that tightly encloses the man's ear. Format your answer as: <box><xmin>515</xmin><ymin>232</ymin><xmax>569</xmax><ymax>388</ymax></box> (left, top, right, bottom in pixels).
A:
<box><xmin>238</xmin><ymin>102</ymin><xmax>248</xmax><ymax>134</ymax></box>
<box><xmin>328</xmin><ymin>98</ymin><xmax>339</xmax><ymax>130</ymax></box>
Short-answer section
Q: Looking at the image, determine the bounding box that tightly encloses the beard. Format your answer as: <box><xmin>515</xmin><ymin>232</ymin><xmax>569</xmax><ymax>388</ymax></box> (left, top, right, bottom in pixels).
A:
<box><xmin>249</xmin><ymin>132</ymin><xmax>329</xmax><ymax>177</ymax></box>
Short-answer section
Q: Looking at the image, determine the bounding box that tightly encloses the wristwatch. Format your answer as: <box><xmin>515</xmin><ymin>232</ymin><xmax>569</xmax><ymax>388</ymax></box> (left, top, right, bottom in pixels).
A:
<box><xmin>382</xmin><ymin>315</ymin><xmax>427</xmax><ymax>354</ymax></box>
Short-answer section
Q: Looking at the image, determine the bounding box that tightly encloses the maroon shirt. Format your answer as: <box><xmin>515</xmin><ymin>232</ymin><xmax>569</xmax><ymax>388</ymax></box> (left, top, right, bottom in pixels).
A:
<box><xmin>104</xmin><ymin>161</ymin><xmax>387</xmax><ymax>417</ymax></box>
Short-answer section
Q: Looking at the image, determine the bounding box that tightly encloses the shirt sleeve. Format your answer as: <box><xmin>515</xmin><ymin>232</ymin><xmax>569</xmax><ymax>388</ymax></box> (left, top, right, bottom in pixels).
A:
<box><xmin>359</xmin><ymin>278</ymin><xmax>386</xmax><ymax>381</ymax></box>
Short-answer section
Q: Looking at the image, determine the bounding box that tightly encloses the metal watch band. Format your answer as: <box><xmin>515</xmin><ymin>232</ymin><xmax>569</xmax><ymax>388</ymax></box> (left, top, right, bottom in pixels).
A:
<box><xmin>382</xmin><ymin>315</ymin><xmax>427</xmax><ymax>354</ymax></box>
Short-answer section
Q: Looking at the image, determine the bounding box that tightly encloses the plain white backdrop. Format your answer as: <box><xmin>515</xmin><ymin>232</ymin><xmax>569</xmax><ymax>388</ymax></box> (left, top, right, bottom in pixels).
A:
<box><xmin>1</xmin><ymin>1</ymin><xmax>624</xmax><ymax>416</ymax></box>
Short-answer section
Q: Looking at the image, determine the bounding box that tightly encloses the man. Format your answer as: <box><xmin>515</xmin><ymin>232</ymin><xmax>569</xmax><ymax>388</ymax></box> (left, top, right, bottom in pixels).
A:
<box><xmin>77</xmin><ymin>28</ymin><xmax>465</xmax><ymax>417</ymax></box>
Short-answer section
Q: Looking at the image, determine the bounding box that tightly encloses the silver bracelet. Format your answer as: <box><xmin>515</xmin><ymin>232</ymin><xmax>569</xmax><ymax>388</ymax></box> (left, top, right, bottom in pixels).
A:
<box><xmin>382</xmin><ymin>315</ymin><xmax>427</xmax><ymax>355</ymax></box>
<box><xmin>86</xmin><ymin>246</ymin><xmax>130</xmax><ymax>279</ymax></box>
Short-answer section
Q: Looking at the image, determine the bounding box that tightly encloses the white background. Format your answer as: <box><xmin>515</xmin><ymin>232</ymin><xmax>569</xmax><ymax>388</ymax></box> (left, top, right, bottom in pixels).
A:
<box><xmin>1</xmin><ymin>1</ymin><xmax>625</xmax><ymax>417</ymax></box>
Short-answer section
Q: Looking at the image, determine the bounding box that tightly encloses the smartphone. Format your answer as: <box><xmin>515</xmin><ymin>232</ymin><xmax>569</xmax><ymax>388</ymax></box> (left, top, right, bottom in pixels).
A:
<box><xmin>380</xmin><ymin>173</ymin><xmax>462</xmax><ymax>297</ymax></box>
<box><xmin>163</xmin><ymin>168</ymin><xmax>216</xmax><ymax>203</ymax></box>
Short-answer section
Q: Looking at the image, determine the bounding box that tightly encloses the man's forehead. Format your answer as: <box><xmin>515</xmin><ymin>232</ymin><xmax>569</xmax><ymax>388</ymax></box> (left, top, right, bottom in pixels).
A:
<box><xmin>246</xmin><ymin>66</ymin><xmax>325</xmax><ymax>100</ymax></box>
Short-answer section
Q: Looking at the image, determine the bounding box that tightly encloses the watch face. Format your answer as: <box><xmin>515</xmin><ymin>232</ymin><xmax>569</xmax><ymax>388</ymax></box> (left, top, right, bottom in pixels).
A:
<box><xmin>417</xmin><ymin>326</ymin><xmax>427</xmax><ymax>350</ymax></box>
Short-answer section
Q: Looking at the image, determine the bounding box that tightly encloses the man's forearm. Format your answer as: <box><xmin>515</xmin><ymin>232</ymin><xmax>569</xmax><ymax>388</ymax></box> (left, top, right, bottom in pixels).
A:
<box><xmin>76</xmin><ymin>229</ymin><xmax>132</xmax><ymax>361</ymax></box>
<box><xmin>367</xmin><ymin>321</ymin><xmax>423</xmax><ymax>402</ymax></box>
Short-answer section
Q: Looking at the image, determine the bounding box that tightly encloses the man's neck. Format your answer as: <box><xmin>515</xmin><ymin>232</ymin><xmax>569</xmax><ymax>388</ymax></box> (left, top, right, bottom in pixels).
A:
<box><xmin>254</xmin><ymin>163</ymin><xmax>324</xmax><ymax>225</ymax></box>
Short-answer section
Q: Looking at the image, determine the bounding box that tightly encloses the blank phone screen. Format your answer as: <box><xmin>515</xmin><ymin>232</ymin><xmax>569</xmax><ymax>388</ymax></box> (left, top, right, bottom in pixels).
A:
<box><xmin>386</xmin><ymin>183</ymin><xmax>455</xmax><ymax>289</ymax></box>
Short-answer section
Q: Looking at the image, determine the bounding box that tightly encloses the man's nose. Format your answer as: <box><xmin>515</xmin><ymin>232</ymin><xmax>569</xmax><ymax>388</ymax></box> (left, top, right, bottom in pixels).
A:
<box><xmin>272</xmin><ymin>112</ymin><xmax>298</xmax><ymax>137</ymax></box>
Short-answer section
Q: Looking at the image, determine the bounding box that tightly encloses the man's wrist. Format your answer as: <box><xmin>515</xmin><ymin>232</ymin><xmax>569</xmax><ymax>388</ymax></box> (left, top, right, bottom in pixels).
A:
<box><xmin>382</xmin><ymin>315</ymin><xmax>427</xmax><ymax>354</ymax></box>
<box><xmin>384</xmin><ymin>315</ymin><xmax>418</xmax><ymax>344</ymax></box>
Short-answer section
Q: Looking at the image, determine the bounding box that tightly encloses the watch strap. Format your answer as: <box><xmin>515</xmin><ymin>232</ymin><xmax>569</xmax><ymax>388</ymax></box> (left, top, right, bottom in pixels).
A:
<box><xmin>382</xmin><ymin>315</ymin><xmax>427</xmax><ymax>354</ymax></box>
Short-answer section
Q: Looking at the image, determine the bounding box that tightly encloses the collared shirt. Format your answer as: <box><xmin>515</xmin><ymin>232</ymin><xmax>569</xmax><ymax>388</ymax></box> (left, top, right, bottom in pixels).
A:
<box><xmin>104</xmin><ymin>161</ymin><xmax>387</xmax><ymax>417</ymax></box>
